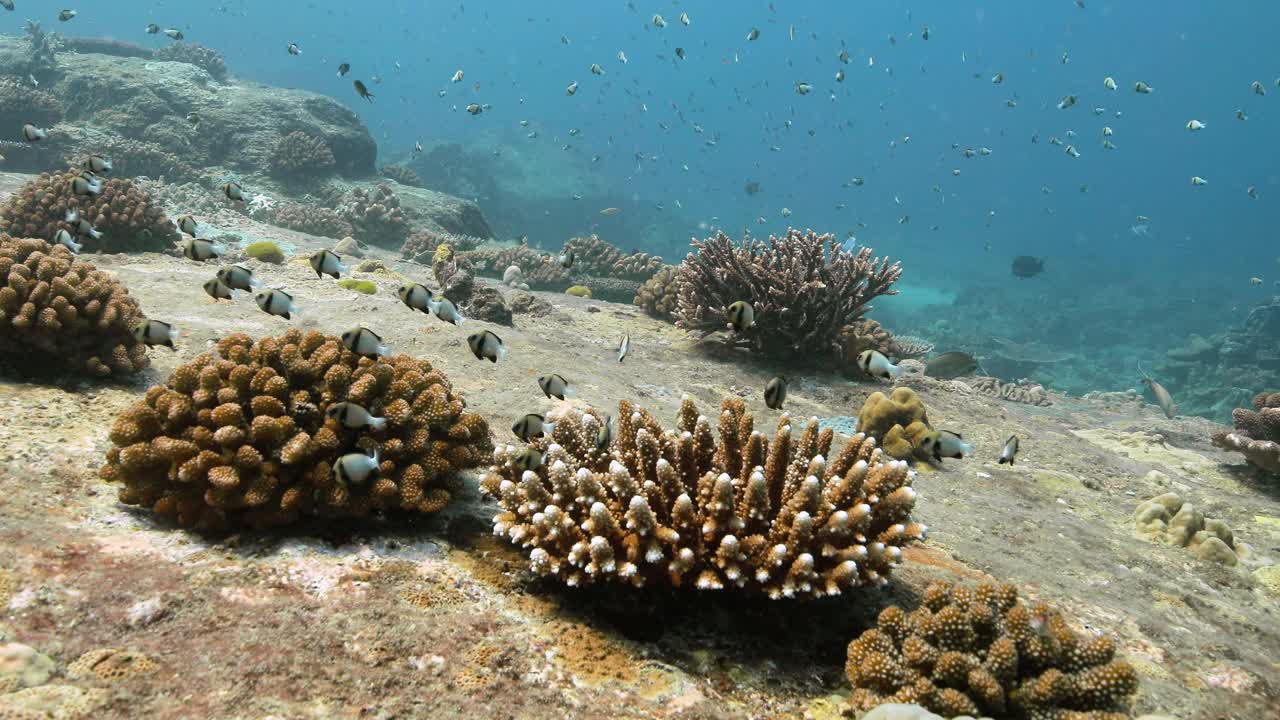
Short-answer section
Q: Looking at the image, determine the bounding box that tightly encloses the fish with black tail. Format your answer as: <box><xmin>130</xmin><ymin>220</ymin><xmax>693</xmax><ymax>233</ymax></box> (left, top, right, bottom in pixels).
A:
<box><xmin>998</xmin><ymin>435</ymin><xmax>1019</xmax><ymax>465</ymax></box>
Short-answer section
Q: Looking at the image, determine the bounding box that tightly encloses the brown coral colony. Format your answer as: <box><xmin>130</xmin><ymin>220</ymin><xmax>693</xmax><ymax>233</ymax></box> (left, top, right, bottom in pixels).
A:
<box><xmin>100</xmin><ymin>330</ymin><xmax>491</xmax><ymax>530</ymax></box>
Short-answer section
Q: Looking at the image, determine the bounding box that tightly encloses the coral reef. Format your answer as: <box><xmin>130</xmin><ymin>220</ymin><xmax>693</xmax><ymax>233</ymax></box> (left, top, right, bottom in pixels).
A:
<box><xmin>0</xmin><ymin>237</ymin><xmax>149</xmax><ymax>377</ymax></box>
<box><xmin>480</xmin><ymin>395</ymin><xmax>925</xmax><ymax>597</ymax></box>
<box><xmin>152</xmin><ymin>42</ymin><xmax>228</xmax><ymax>82</ymax></box>
<box><xmin>574</xmin><ymin>276</ymin><xmax>641</xmax><ymax>304</ymax></box>
<box><xmin>1211</xmin><ymin>391</ymin><xmax>1280</xmax><ymax>474</ymax></box>
<box><xmin>380</xmin><ymin>164</ymin><xmax>424</xmax><ymax>188</ymax></box>
<box><xmin>244</xmin><ymin>241</ymin><xmax>285</xmax><ymax>264</ymax></box>
<box><xmin>70</xmin><ymin>135</ymin><xmax>201</xmax><ymax>184</ymax></box>
<box><xmin>401</xmin><ymin>228</ymin><xmax>482</xmax><ymax>262</ymax></box>
<box><xmin>99</xmin><ymin>330</ymin><xmax>492</xmax><ymax>530</ymax></box>
<box><xmin>677</xmin><ymin>229</ymin><xmax>902</xmax><ymax>359</ymax></box>
<box><xmin>563</xmin><ymin>234</ymin><xmax>663</xmax><ymax>281</ymax></box>
<box><xmin>337</xmin><ymin>279</ymin><xmax>377</xmax><ymax>295</ymax></box>
<box><xmin>263</xmin><ymin>201</ymin><xmax>355</xmax><ymax>240</ymax></box>
<box><xmin>62</xmin><ymin>37</ymin><xmax>154</xmax><ymax>59</ymax></box>
<box><xmin>846</xmin><ymin>581</ymin><xmax>1139</xmax><ymax>719</ymax></box>
<box><xmin>0</xmin><ymin>170</ymin><xmax>178</xmax><ymax>253</ymax></box>
<box><xmin>893</xmin><ymin>336</ymin><xmax>936</xmax><ymax>360</ymax></box>
<box><xmin>1134</xmin><ymin>491</ymin><xmax>1253</xmax><ymax>566</ymax></box>
<box><xmin>837</xmin><ymin>319</ymin><xmax>898</xmax><ymax>374</ymax></box>
<box><xmin>857</xmin><ymin>389</ymin><xmax>931</xmax><ymax>461</ymax></box>
<box><xmin>634</xmin><ymin>264</ymin><xmax>679</xmax><ymax>322</ymax></box>
<box><xmin>565</xmin><ymin>285</ymin><xmax>592</xmax><ymax>299</ymax></box>
<box><xmin>473</xmin><ymin>245</ymin><xmax>571</xmax><ymax>288</ymax></box>
<box><xmin>340</xmin><ymin>185</ymin><xmax>410</xmax><ymax>249</ymax></box>
<box><xmin>966</xmin><ymin>377</ymin><xmax>1054</xmax><ymax>407</ymax></box>
<box><xmin>267</xmin><ymin>131</ymin><xmax>337</xmax><ymax>180</ymax></box>
<box><xmin>0</xmin><ymin>77</ymin><xmax>63</xmax><ymax>132</ymax></box>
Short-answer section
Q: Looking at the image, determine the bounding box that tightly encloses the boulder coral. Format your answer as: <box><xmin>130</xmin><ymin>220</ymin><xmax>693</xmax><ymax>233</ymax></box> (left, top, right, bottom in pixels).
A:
<box><xmin>858</xmin><ymin>388</ymin><xmax>932</xmax><ymax>461</ymax></box>
<box><xmin>340</xmin><ymin>185</ymin><xmax>410</xmax><ymax>249</ymax></box>
<box><xmin>152</xmin><ymin>41</ymin><xmax>228</xmax><ymax>82</ymax></box>
<box><xmin>1133</xmin><ymin>491</ymin><xmax>1253</xmax><ymax>566</ymax></box>
<box><xmin>480</xmin><ymin>396</ymin><xmax>925</xmax><ymax>597</ymax></box>
<box><xmin>633</xmin><ymin>264</ymin><xmax>679</xmax><ymax>321</ymax></box>
<box><xmin>677</xmin><ymin>228</ymin><xmax>902</xmax><ymax>359</ymax></box>
<box><xmin>486</xmin><ymin>245</ymin><xmax>570</xmax><ymax>288</ymax></box>
<box><xmin>0</xmin><ymin>170</ymin><xmax>178</xmax><ymax>253</ymax></box>
<box><xmin>1212</xmin><ymin>391</ymin><xmax>1280</xmax><ymax>474</ymax></box>
<box><xmin>99</xmin><ymin>330</ymin><xmax>492</xmax><ymax>530</ymax></box>
<box><xmin>0</xmin><ymin>237</ymin><xmax>149</xmax><ymax>377</ymax></box>
<box><xmin>967</xmin><ymin>377</ymin><xmax>1053</xmax><ymax>408</ymax></box>
<box><xmin>846</xmin><ymin>581</ymin><xmax>1139</xmax><ymax>719</ymax></box>
<box><xmin>267</xmin><ymin>131</ymin><xmax>337</xmax><ymax>180</ymax></box>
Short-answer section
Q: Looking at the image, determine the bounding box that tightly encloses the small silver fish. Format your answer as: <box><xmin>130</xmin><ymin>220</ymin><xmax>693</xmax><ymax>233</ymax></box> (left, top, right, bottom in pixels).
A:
<box><xmin>589</xmin><ymin>63</ymin><xmax>604</xmax><ymax>76</ymax></box>
<box><xmin>67</xmin><ymin>175</ymin><xmax>102</xmax><ymax>196</ymax></box>
<box><xmin>134</xmin><ymin>319</ymin><xmax>178</xmax><ymax>349</ymax></box>
<box><xmin>857</xmin><ymin>349</ymin><xmax>901</xmax><ymax>380</ymax></box>
<box><xmin>538</xmin><ymin>374</ymin><xmax>574</xmax><ymax>400</ymax></box>
<box><xmin>617</xmin><ymin>333</ymin><xmax>630</xmax><ymax>363</ymax></box>
<box><xmin>465</xmin><ymin>103</ymin><xmax>482</xmax><ymax>115</ymax></box>
<box><xmin>1252</xmin><ymin>80</ymin><xmax>1266</xmax><ymax>96</ymax></box>
<box><xmin>1135</xmin><ymin>81</ymin><xmax>1153</xmax><ymax>94</ymax></box>
<box><xmin>216</xmin><ymin>265</ymin><xmax>259</xmax><ymax>291</ymax></box>
<box><xmin>795</xmin><ymin>82</ymin><xmax>812</xmax><ymax>95</ymax></box>
<box><xmin>184</xmin><ymin>238</ymin><xmax>225</xmax><ymax>261</ymax></box>
<box><xmin>145</xmin><ymin>23</ymin><xmax>160</xmax><ymax>33</ymax></box>
<box><xmin>617</xmin><ymin>50</ymin><xmax>629</xmax><ymax>64</ymax></box>
<box><xmin>202</xmin><ymin>277</ymin><xmax>234</xmax><ymax>300</ymax></box>
<box><xmin>451</xmin><ymin>69</ymin><xmax>464</xmax><ymax>83</ymax></box>
<box><xmin>726</xmin><ymin>300</ymin><xmax>755</xmax><ymax>333</ymax></box>
<box><xmin>176</xmin><ymin>214</ymin><xmax>198</xmax><ymax>236</ymax></box>
<box><xmin>747</xmin><ymin>28</ymin><xmax>760</xmax><ymax>41</ymax></box>
<box><xmin>58</xmin><ymin>9</ymin><xmax>76</xmax><ymax>21</ymax></box>
<box><xmin>468</xmin><ymin>330</ymin><xmax>507</xmax><ymax>363</ymax></box>
<box><xmin>565</xmin><ymin>81</ymin><xmax>579</xmax><ymax>96</ymax></box>
<box><xmin>764</xmin><ymin>376</ymin><xmax>787</xmax><ymax>410</ymax></box>
<box><xmin>679</xmin><ymin>11</ymin><xmax>690</xmax><ymax>25</ymax></box>
<box><xmin>333</xmin><ymin>449</ymin><xmax>380</xmax><ymax>487</ymax></box>
<box><xmin>342</xmin><ymin>326</ymin><xmax>390</xmax><ymax>358</ymax></box>
<box><xmin>309</xmin><ymin>249</ymin><xmax>348</xmax><ymax>279</ymax></box>
<box><xmin>254</xmin><ymin>288</ymin><xmax>298</xmax><ymax>319</ymax></box>
<box><xmin>652</xmin><ymin>13</ymin><xmax>666</xmax><ymax>28</ymax></box>
<box><xmin>326</xmin><ymin>402</ymin><xmax>388</xmax><ymax>431</ymax></box>
<box><xmin>512</xmin><ymin>413</ymin><xmax>555</xmax><ymax>442</ymax></box>
<box><xmin>998</xmin><ymin>435</ymin><xmax>1019</xmax><ymax>465</ymax></box>
<box><xmin>559</xmin><ymin>249</ymin><xmax>575</xmax><ymax>268</ymax></box>
<box><xmin>164</xmin><ymin>28</ymin><xmax>184</xmax><ymax>40</ymax></box>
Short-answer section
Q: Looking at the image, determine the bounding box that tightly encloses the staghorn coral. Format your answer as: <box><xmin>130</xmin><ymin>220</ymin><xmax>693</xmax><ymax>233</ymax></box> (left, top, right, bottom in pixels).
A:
<box><xmin>1211</xmin><ymin>391</ymin><xmax>1280</xmax><ymax>474</ymax></box>
<box><xmin>267</xmin><ymin>131</ymin><xmax>337</xmax><ymax>180</ymax></box>
<box><xmin>563</xmin><ymin>234</ymin><xmax>664</xmax><ymax>281</ymax></box>
<box><xmin>847</xmin><ymin>581</ymin><xmax>1139</xmax><ymax>719</ymax></box>
<box><xmin>837</xmin><ymin>319</ymin><xmax>897</xmax><ymax>374</ymax></box>
<box><xmin>380</xmin><ymin>164</ymin><xmax>424</xmax><ymax>188</ymax></box>
<box><xmin>967</xmin><ymin>377</ymin><xmax>1053</xmax><ymax>408</ymax></box>
<box><xmin>0</xmin><ymin>77</ymin><xmax>63</xmax><ymax>132</ymax></box>
<box><xmin>0</xmin><ymin>170</ymin><xmax>178</xmax><ymax>253</ymax></box>
<box><xmin>264</xmin><ymin>201</ymin><xmax>354</xmax><ymax>239</ymax></box>
<box><xmin>634</xmin><ymin>264</ymin><xmax>679</xmax><ymax>321</ymax></box>
<box><xmin>0</xmin><ymin>237</ymin><xmax>149</xmax><ymax>377</ymax></box>
<box><xmin>401</xmin><ymin>228</ymin><xmax>482</xmax><ymax>262</ymax></box>
<box><xmin>858</xmin><ymin>389</ymin><xmax>931</xmax><ymax>461</ymax></box>
<box><xmin>677</xmin><ymin>228</ymin><xmax>902</xmax><ymax>359</ymax></box>
<box><xmin>340</xmin><ymin>185</ymin><xmax>410</xmax><ymax>249</ymax></box>
<box><xmin>1133</xmin><ymin>491</ymin><xmax>1253</xmax><ymax>566</ymax></box>
<box><xmin>480</xmin><ymin>396</ymin><xmax>925</xmax><ymax>597</ymax></box>
<box><xmin>153</xmin><ymin>42</ymin><xmax>228</xmax><ymax>81</ymax></box>
<box><xmin>98</xmin><ymin>330</ymin><xmax>492</xmax><ymax>530</ymax></box>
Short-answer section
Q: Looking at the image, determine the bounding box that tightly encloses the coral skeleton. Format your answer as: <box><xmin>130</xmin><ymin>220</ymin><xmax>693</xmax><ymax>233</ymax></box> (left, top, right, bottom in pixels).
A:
<box><xmin>481</xmin><ymin>395</ymin><xmax>925</xmax><ymax>597</ymax></box>
<box><xmin>847</xmin><ymin>582</ymin><xmax>1139</xmax><ymax>719</ymax></box>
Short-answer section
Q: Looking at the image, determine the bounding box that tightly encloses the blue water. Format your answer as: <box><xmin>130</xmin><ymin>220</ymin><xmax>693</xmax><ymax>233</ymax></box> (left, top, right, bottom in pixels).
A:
<box><xmin>7</xmin><ymin>1</ymin><xmax>1279</xmax><ymax>411</ymax></box>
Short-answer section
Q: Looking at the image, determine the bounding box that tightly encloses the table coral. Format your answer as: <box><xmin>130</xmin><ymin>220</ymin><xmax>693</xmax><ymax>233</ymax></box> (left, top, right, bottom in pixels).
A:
<box><xmin>846</xmin><ymin>581</ymin><xmax>1139</xmax><ymax>719</ymax></box>
<box><xmin>676</xmin><ymin>228</ymin><xmax>901</xmax><ymax>359</ymax></box>
<box><xmin>0</xmin><ymin>237</ymin><xmax>149</xmax><ymax>377</ymax></box>
<box><xmin>99</xmin><ymin>330</ymin><xmax>492</xmax><ymax>530</ymax></box>
<box><xmin>267</xmin><ymin>131</ymin><xmax>337</xmax><ymax>180</ymax></box>
<box><xmin>480</xmin><ymin>395</ymin><xmax>925</xmax><ymax>597</ymax></box>
<box><xmin>858</xmin><ymin>389</ymin><xmax>931</xmax><ymax>461</ymax></box>
<box><xmin>340</xmin><ymin>185</ymin><xmax>410</xmax><ymax>248</ymax></box>
<box><xmin>153</xmin><ymin>41</ymin><xmax>228</xmax><ymax>81</ymax></box>
<box><xmin>1211</xmin><ymin>391</ymin><xmax>1280</xmax><ymax>474</ymax></box>
<box><xmin>1133</xmin><ymin>492</ymin><xmax>1252</xmax><ymax>567</ymax></box>
<box><xmin>634</xmin><ymin>264</ymin><xmax>679</xmax><ymax>321</ymax></box>
<box><xmin>0</xmin><ymin>170</ymin><xmax>178</xmax><ymax>253</ymax></box>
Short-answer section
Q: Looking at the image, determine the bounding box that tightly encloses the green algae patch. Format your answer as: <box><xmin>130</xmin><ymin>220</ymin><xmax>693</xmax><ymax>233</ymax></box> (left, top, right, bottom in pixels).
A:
<box><xmin>565</xmin><ymin>285</ymin><xmax>592</xmax><ymax>298</ymax></box>
<box><xmin>244</xmin><ymin>241</ymin><xmax>285</xmax><ymax>264</ymax></box>
<box><xmin>337</xmin><ymin>278</ymin><xmax>377</xmax><ymax>295</ymax></box>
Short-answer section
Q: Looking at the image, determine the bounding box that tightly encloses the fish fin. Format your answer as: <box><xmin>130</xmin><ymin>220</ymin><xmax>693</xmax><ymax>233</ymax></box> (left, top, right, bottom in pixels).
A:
<box><xmin>562</xmin><ymin>386</ymin><xmax>577</xmax><ymax>398</ymax></box>
<box><xmin>369</xmin><ymin>416</ymin><xmax>387</xmax><ymax>431</ymax></box>
<box><xmin>544</xmin><ymin>421</ymin><xmax>556</xmax><ymax>434</ymax></box>
<box><xmin>496</xmin><ymin>346</ymin><xmax>509</xmax><ymax>361</ymax></box>
<box><xmin>887</xmin><ymin>363</ymin><xmax>902</xmax><ymax>379</ymax></box>
<box><xmin>377</xmin><ymin>344</ymin><xmax>390</xmax><ymax>357</ymax></box>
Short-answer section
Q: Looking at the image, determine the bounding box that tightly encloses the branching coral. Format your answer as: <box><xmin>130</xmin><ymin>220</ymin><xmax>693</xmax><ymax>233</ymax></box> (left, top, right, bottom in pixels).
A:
<box><xmin>339</xmin><ymin>185</ymin><xmax>410</xmax><ymax>248</ymax></box>
<box><xmin>0</xmin><ymin>170</ymin><xmax>178</xmax><ymax>252</ymax></box>
<box><xmin>99</xmin><ymin>330</ymin><xmax>492</xmax><ymax>530</ymax></box>
<box><xmin>481</xmin><ymin>245</ymin><xmax>570</xmax><ymax>288</ymax></box>
<box><xmin>846</xmin><ymin>581</ymin><xmax>1139</xmax><ymax>719</ymax></box>
<box><xmin>893</xmin><ymin>336</ymin><xmax>935</xmax><ymax>360</ymax></box>
<box><xmin>153</xmin><ymin>42</ymin><xmax>228</xmax><ymax>81</ymax></box>
<box><xmin>857</xmin><ymin>389</ymin><xmax>932</xmax><ymax>461</ymax></box>
<box><xmin>0</xmin><ymin>237</ymin><xmax>149</xmax><ymax>377</ymax></box>
<box><xmin>480</xmin><ymin>396</ymin><xmax>925</xmax><ymax>597</ymax></box>
<box><xmin>634</xmin><ymin>265</ymin><xmax>679</xmax><ymax>321</ymax></box>
<box><xmin>563</xmin><ymin>234</ymin><xmax>663</xmax><ymax>281</ymax></box>
<box><xmin>264</xmin><ymin>201</ymin><xmax>354</xmax><ymax>240</ymax></box>
<box><xmin>676</xmin><ymin>228</ymin><xmax>902</xmax><ymax>359</ymax></box>
<box><xmin>967</xmin><ymin>377</ymin><xmax>1053</xmax><ymax>408</ymax></box>
<box><xmin>267</xmin><ymin>131</ymin><xmax>337</xmax><ymax>180</ymax></box>
<box><xmin>0</xmin><ymin>77</ymin><xmax>63</xmax><ymax>131</ymax></box>
<box><xmin>380</xmin><ymin>164</ymin><xmax>423</xmax><ymax>188</ymax></box>
<box><xmin>1211</xmin><ymin>391</ymin><xmax>1280</xmax><ymax>474</ymax></box>
<box><xmin>401</xmin><ymin>228</ymin><xmax>482</xmax><ymax>262</ymax></box>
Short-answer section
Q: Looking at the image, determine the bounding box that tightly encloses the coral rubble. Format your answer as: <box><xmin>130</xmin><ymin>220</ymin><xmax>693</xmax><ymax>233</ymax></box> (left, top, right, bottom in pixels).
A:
<box><xmin>0</xmin><ymin>237</ymin><xmax>149</xmax><ymax>377</ymax></box>
<box><xmin>480</xmin><ymin>396</ymin><xmax>924</xmax><ymax>597</ymax></box>
<box><xmin>1211</xmin><ymin>391</ymin><xmax>1280</xmax><ymax>474</ymax></box>
<box><xmin>676</xmin><ymin>228</ymin><xmax>901</xmax><ymax>358</ymax></box>
<box><xmin>99</xmin><ymin>330</ymin><xmax>492</xmax><ymax>530</ymax></box>
<box><xmin>267</xmin><ymin>131</ymin><xmax>337</xmax><ymax>180</ymax></box>
<box><xmin>1133</xmin><ymin>491</ymin><xmax>1253</xmax><ymax>566</ymax></box>
<box><xmin>857</xmin><ymin>389</ymin><xmax>932</xmax><ymax>461</ymax></box>
<box><xmin>340</xmin><ymin>185</ymin><xmax>410</xmax><ymax>249</ymax></box>
<box><xmin>846</xmin><ymin>581</ymin><xmax>1139</xmax><ymax>719</ymax></box>
<box><xmin>152</xmin><ymin>42</ymin><xmax>228</xmax><ymax>81</ymax></box>
<box><xmin>0</xmin><ymin>170</ymin><xmax>178</xmax><ymax>253</ymax></box>
<box><xmin>634</xmin><ymin>264</ymin><xmax>679</xmax><ymax>321</ymax></box>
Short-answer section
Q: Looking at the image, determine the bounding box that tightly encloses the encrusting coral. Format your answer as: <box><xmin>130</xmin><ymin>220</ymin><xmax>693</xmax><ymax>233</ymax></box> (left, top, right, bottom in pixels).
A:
<box><xmin>0</xmin><ymin>237</ymin><xmax>149</xmax><ymax>377</ymax></box>
<box><xmin>858</xmin><ymin>388</ymin><xmax>932</xmax><ymax>461</ymax></box>
<box><xmin>267</xmin><ymin>131</ymin><xmax>337</xmax><ymax>179</ymax></box>
<box><xmin>677</xmin><ymin>228</ymin><xmax>902</xmax><ymax>359</ymax></box>
<box><xmin>480</xmin><ymin>395</ymin><xmax>925</xmax><ymax>597</ymax></box>
<box><xmin>0</xmin><ymin>170</ymin><xmax>179</xmax><ymax>253</ymax></box>
<box><xmin>380</xmin><ymin>164</ymin><xmax>424</xmax><ymax>188</ymax></box>
<box><xmin>152</xmin><ymin>41</ymin><xmax>229</xmax><ymax>81</ymax></box>
<box><xmin>846</xmin><ymin>581</ymin><xmax>1139</xmax><ymax>719</ymax></box>
<box><xmin>634</xmin><ymin>264</ymin><xmax>679</xmax><ymax>321</ymax></box>
<box><xmin>1212</xmin><ymin>391</ymin><xmax>1280</xmax><ymax>474</ymax></box>
<box><xmin>99</xmin><ymin>330</ymin><xmax>492</xmax><ymax>530</ymax></box>
<box><xmin>1133</xmin><ymin>491</ymin><xmax>1253</xmax><ymax>567</ymax></box>
<box><xmin>340</xmin><ymin>185</ymin><xmax>410</xmax><ymax>248</ymax></box>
